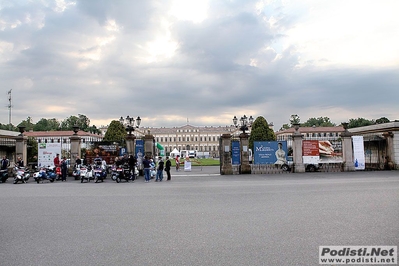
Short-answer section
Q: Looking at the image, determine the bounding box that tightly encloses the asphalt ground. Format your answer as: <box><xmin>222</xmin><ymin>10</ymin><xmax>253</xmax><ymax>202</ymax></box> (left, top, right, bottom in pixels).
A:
<box><xmin>1</xmin><ymin>168</ymin><xmax>398</xmax><ymax>266</ymax></box>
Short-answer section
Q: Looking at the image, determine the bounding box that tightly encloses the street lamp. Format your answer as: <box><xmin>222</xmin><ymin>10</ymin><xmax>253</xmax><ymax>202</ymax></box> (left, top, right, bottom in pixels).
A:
<box><xmin>119</xmin><ymin>116</ymin><xmax>141</xmax><ymax>135</ymax></box>
<box><xmin>233</xmin><ymin>115</ymin><xmax>254</xmax><ymax>134</ymax></box>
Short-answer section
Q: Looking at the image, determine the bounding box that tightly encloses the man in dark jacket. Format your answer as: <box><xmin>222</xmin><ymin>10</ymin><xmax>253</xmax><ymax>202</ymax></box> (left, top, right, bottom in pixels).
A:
<box><xmin>61</xmin><ymin>157</ymin><xmax>68</xmax><ymax>181</ymax></box>
<box><xmin>165</xmin><ymin>156</ymin><xmax>171</xmax><ymax>181</ymax></box>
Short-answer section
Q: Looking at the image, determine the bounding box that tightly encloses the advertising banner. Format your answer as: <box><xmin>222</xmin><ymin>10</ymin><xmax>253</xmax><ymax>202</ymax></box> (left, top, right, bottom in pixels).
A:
<box><xmin>38</xmin><ymin>143</ymin><xmax>61</xmax><ymax>167</ymax></box>
<box><xmin>135</xmin><ymin>139</ymin><xmax>144</xmax><ymax>169</ymax></box>
<box><xmin>303</xmin><ymin>140</ymin><xmax>320</xmax><ymax>164</ymax></box>
<box><xmin>232</xmin><ymin>140</ymin><xmax>240</xmax><ymax>165</ymax></box>
<box><xmin>253</xmin><ymin>141</ymin><xmax>288</xmax><ymax>165</ymax></box>
<box><xmin>303</xmin><ymin>140</ymin><xmax>343</xmax><ymax>164</ymax></box>
<box><xmin>352</xmin><ymin>136</ymin><xmax>365</xmax><ymax>170</ymax></box>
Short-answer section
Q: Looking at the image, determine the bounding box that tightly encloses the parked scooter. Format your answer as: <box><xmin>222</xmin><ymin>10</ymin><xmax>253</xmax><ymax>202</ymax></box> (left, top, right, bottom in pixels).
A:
<box><xmin>33</xmin><ymin>166</ymin><xmax>57</xmax><ymax>183</ymax></box>
<box><xmin>92</xmin><ymin>163</ymin><xmax>107</xmax><ymax>183</ymax></box>
<box><xmin>80</xmin><ymin>165</ymin><xmax>94</xmax><ymax>183</ymax></box>
<box><xmin>13</xmin><ymin>166</ymin><xmax>30</xmax><ymax>184</ymax></box>
<box><xmin>0</xmin><ymin>169</ymin><xmax>9</xmax><ymax>183</ymax></box>
<box><xmin>72</xmin><ymin>164</ymin><xmax>81</xmax><ymax>180</ymax></box>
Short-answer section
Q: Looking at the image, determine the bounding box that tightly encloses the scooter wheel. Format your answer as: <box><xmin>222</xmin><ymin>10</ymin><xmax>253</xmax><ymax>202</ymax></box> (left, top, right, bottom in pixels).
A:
<box><xmin>50</xmin><ymin>179</ymin><xmax>54</xmax><ymax>182</ymax></box>
<box><xmin>116</xmin><ymin>177</ymin><xmax>120</xmax><ymax>183</ymax></box>
<box><xmin>13</xmin><ymin>180</ymin><xmax>17</xmax><ymax>184</ymax></box>
<box><xmin>36</xmin><ymin>180</ymin><xmax>40</xmax><ymax>184</ymax></box>
<box><xmin>81</xmin><ymin>178</ymin><xmax>83</xmax><ymax>183</ymax></box>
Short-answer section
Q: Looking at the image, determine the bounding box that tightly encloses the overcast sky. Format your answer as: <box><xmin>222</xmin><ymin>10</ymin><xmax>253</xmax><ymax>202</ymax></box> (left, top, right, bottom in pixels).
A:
<box><xmin>1</xmin><ymin>0</ymin><xmax>398</xmax><ymax>130</ymax></box>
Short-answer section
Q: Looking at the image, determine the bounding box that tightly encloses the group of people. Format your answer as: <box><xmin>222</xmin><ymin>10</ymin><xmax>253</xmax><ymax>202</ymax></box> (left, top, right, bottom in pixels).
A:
<box><xmin>53</xmin><ymin>153</ymin><xmax>68</xmax><ymax>181</ymax></box>
<box><xmin>142</xmin><ymin>156</ymin><xmax>172</xmax><ymax>183</ymax></box>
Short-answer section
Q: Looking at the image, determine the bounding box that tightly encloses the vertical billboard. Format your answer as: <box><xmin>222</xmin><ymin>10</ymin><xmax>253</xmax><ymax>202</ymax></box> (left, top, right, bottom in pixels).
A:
<box><xmin>135</xmin><ymin>139</ymin><xmax>144</xmax><ymax>169</ymax></box>
<box><xmin>232</xmin><ymin>140</ymin><xmax>240</xmax><ymax>165</ymax></box>
<box><xmin>253</xmin><ymin>141</ymin><xmax>288</xmax><ymax>165</ymax></box>
<box><xmin>352</xmin><ymin>136</ymin><xmax>365</xmax><ymax>170</ymax></box>
<box><xmin>38</xmin><ymin>143</ymin><xmax>61</xmax><ymax>167</ymax></box>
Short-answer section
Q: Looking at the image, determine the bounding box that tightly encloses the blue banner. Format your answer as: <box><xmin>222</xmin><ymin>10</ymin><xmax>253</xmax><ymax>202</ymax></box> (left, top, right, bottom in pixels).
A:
<box><xmin>232</xmin><ymin>141</ymin><xmax>240</xmax><ymax>165</ymax></box>
<box><xmin>135</xmin><ymin>139</ymin><xmax>144</xmax><ymax>158</ymax></box>
<box><xmin>253</xmin><ymin>141</ymin><xmax>288</xmax><ymax>165</ymax></box>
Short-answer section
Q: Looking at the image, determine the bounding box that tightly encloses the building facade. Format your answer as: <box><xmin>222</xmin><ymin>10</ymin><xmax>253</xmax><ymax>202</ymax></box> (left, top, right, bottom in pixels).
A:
<box><xmin>139</xmin><ymin>124</ymin><xmax>240</xmax><ymax>158</ymax></box>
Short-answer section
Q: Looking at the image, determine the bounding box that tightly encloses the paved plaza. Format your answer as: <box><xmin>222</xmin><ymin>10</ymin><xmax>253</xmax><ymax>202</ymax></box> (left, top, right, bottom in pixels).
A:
<box><xmin>1</xmin><ymin>168</ymin><xmax>398</xmax><ymax>266</ymax></box>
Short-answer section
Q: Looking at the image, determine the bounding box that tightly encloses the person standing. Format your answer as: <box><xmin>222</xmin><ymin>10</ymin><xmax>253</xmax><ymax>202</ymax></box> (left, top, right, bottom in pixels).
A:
<box><xmin>75</xmin><ymin>155</ymin><xmax>82</xmax><ymax>166</ymax></box>
<box><xmin>16</xmin><ymin>157</ymin><xmax>24</xmax><ymax>168</ymax></box>
<box><xmin>165</xmin><ymin>156</ymin><xmax>171</xmax><ymax>181</ymax></box>
<box><xmin>142</xmin><ymin>156</ymin><xmax>151</xmax><ymax>183</ymax></box>
<box><xmin>54</xmin><ymin>154</ymin><xmax>60</xmax><ymax>167</ymax></box>
<box><xmin>156</xmin><ymin>157</ymin><xmax>164</xmax><ymax>182</ymax></box>
<box><xmin>61</xmin><ymin>156</ymin><xmax>68</xmax><ymax>181</ymax></box>
<box><xmin>128</xmin><ymin>155</ymin><xmax>137</xmax><ymax>181</ymax></box>
<box><xmin>175</xmin><ymin>155</ymin><xmax>180</xmax><ymax>171</ymax></box>
<box><xmin>1</xmin><ymin>156</ymin><xmax>10</xmax><ymax>170</ymax></box>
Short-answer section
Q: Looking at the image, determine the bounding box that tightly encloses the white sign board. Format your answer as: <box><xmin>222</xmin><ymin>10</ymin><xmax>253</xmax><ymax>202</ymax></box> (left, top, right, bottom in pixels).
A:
<box><xmin>352</xmin><ymin>136</ymin><xmax>365</xmax><ymax>170</ymax></box>
<box><xmin>184</xmin><ymin>161</ymin><xmax>192</xmax><ymax>171</ymax></box>
<box><xmin>38</xmin><ymin>143</ymin><xmax>62</xmax><ymax>167</ymax></box>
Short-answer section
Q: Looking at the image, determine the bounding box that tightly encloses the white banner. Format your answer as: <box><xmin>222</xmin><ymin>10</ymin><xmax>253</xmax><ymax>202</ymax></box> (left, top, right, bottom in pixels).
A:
<box><xmin>38</xmin><ymin>143</ymin><xmax>62</xmax><ymax>167</ymax></box>
<box><xmin>352</xmin><ymin>136</ymin><xmax>365</xmax><ymax>170</ymax></box>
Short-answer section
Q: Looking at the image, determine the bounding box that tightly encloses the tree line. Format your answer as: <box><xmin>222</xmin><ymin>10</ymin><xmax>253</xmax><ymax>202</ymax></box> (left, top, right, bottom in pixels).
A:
<box><xmin>279</xmin><ymin>115</ymin><xmax>395</xmax><ymax>131</ymax></box>
<box><xmin>0</xmin><ymin>114</ymin><xmax>102</xmax><ymax>134</ymax></box>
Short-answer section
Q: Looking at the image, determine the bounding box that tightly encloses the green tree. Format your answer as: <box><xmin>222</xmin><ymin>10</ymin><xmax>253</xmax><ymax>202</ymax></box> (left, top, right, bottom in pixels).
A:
<box><xmin>249</xmin><ymin>116</ymin><xmax>276</xmax><ymax>150</ymax></box>
<box><xmin>61</xmin><ymin>114</ymin><xmax>91</xmax><ymax>131</ymax></box>
<box><xmin>375</xmin><ymin>117</ymin><xmax>390</xmax><ymax>124</ymax></box>
<box><xmin>33</xmin><ymin>118</ymin><xmax>60</xmax><ymax>131</ymax></box>
<box><xmin>302</xmin><ymin>117</ymin><xmax>335</xmax><ymax>127</ymax></box>
<box><xmin>289</xmin><ymin>114</ymin><xmax>300</xmax><ymax>125</ymax></box>
<box><xmin>103</xmin><ymin>120</ymin><xmax>126</xmax><ymax>143</ymax></box>
<box><xmin>17</xmin><ymin>117</ymin><xmax>35</xmax><ymax>131</ymax></box>
<box><xmin>27</xmin><ymin>137</ymin><xmax>38</xmax><ymax>163</ymax></box>
<box><xmin>348</xmin><ymin>118</ymin><xmax>374</xmax><ymax>128</ymax></box>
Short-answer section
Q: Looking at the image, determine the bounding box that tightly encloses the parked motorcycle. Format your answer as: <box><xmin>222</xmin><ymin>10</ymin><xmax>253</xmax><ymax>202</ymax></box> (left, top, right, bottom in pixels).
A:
<box><xmin>33</xmin><ymin>166</ymin><xmax>57</xmax><ymax>183</ymax></box>
<box><xmin>0</xmin><ymin>169</ymin><xmax>9</xmax><ymax>183</ymax></box>
<box><xmin>92</xmin><ymin>164</ymin><xmax>107</xmax><ymax>183</ymax></box>
<box><xmin>80</xmin><ymin>165</ymin><xmax>94</xmax><ymax>183</ymax></box>
<box><xmin>112</xmin><ymin>163</ymin><xmax>133</xmax><ymax>183</ymax></box>
<box><xmin>13</xmin><ymin>166</ymin><xmax>30</xmax><ymax>184</ymax></box>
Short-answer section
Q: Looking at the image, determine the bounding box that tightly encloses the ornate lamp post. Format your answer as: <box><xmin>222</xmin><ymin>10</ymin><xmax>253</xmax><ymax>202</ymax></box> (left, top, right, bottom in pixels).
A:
<box><xmin>233</xmin><ymin>115</ymin><xmax>254</xmax><ymax>134</ymax></box>
<box><xmin>119</xmin><ymin>116</ymin><xmax>141</xmax><ymax>135</ymax></box>
<box><xmin>232</xmin><ymin>115</ymin><xmax>254</xmax><ymax>174</ymax></box>
<box><xmin>119</xmin><ymin>116</ymin><xmax>141</xmax><ymax>156</ymax></box>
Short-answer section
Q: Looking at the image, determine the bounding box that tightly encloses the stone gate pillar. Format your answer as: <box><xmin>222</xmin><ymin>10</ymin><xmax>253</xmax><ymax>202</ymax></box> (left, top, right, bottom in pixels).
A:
<box><xmin>292</xmin><ymin>124</ymin><xmax>305</xmax><ymax>173</ymax></box>
<box><xmin>15</xmin><ymin>127</ymin><xmax>27</xmax><ymax>167</ymax></box>
<box><xmin>144</xmin><ymin>133</ymin><xmax>155</xmax><ymax>158</ymax></box>
<box><xmin>220</xmin><ymin>134</ymin><xmax>233</xmax><ymax>175</ymax></box>
<box><xmin>341</xmin><ymin>123</ymin><xmax>355</xmax><ymax>172</ymax></box>
<box><xmin>126</xmin><ymin>134</ymin><xmax>136</xmax><ymax>156</ymax></box>
<box><xmin>239</xmin><ymin>133</ymin><xmax>251</xmax><ymax>174</ymax></box>
<box><xmin>70</xmin><ymin>130</ymin><xmax>81</xmax><ymax>170</ymax></box>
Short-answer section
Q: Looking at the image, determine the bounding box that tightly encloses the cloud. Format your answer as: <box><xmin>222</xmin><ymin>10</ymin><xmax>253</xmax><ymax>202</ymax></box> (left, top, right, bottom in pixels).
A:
<box><xmin>0</xmin><ymin>0</ymin><xmax>398</xmax><ymax>130</ymax></box>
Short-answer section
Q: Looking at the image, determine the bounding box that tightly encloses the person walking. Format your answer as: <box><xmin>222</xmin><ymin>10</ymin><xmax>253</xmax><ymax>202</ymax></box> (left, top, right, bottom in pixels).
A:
<box><xmin>156</xmin><ymin>157</ymin><xmax>164</xmax><ymax>182</ymax></box>
<box><xmin>165</xmin><ymin>156</ymin><xmax>171</xmax><ymax>181</ymax></box>
<box><xmin>142</xmin><ymin>156</ymin><xmax>151</xmax><ymax>183</ymax></box>
<box><xmin>61</xmin><ymin>156</ymin><xmax>68</xmax><ymax>181</ymax></box>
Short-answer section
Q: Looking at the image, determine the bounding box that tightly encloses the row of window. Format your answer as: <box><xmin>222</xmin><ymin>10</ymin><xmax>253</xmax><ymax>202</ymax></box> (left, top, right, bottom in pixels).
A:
<box><xmin>155</xmin><ymin>136</ymin><xmax>220</xmax><ymax>142</ymax></box>
<box><xmin>36</xmin><ymin>137</ymin><xmax>101</xmax><ymax>144</ymax></box>
<box><xmin>163</xmin><ymin>146</ymin><xmax>219</xmax><ymax>152</ymax></box>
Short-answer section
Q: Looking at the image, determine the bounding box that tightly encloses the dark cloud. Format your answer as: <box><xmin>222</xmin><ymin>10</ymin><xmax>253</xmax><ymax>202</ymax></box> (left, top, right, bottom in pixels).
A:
<box><xmin>0</xmin><ymin>0</ymin><xmax>398</xmax><ymax>130</ymax></box>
